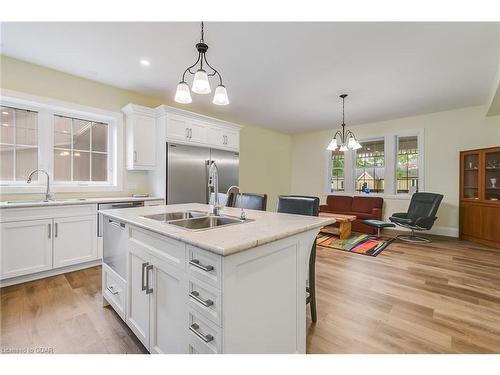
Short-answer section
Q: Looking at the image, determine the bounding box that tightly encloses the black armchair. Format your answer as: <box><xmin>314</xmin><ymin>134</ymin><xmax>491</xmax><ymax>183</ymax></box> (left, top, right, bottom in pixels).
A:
<box><xmin>389</xmin><ymin>192</ymin><xmax>444</xmax><ymax>243</ymax></box>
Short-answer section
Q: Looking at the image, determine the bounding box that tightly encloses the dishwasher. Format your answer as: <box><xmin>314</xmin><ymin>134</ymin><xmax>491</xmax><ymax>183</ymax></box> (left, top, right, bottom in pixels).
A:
<box><xmin>102</xmin><ymin>216</ymin><xmax>127</xmax><ymax>280</ymax></box>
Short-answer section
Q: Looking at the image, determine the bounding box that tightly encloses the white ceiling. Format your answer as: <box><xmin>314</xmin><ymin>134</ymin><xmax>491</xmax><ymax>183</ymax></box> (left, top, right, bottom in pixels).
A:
<box><xmin>1</xmin><ymin>22</ymin><xmax>499</xmax><ymax>133</ymax></box>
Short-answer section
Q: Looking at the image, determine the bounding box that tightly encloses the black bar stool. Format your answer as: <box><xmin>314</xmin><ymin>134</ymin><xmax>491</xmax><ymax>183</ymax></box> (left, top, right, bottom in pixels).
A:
<box><xmin>277</xmin><ymin>195</ymin><xmax>320</xmax><ymax>323</ymax></box>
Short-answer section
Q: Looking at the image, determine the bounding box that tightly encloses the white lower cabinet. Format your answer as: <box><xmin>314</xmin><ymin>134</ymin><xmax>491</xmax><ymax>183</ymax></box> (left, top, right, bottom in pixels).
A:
<box><xmin>0</xmin><ymin>219</ymin><xmax>53</xmax><ymax>279</ymax></box>
<box><xmin>53</xmin><ymin>215</ymin><xmax>97</xmax><ymax>268</ymax></box>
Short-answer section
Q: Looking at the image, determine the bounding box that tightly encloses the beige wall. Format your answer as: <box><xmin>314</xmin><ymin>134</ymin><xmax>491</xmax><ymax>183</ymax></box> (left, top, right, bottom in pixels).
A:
<box><xmin>291</xmin><ymin>106</ymin><xmax>500</xmax><ymax>235</ymax></box>
<box><xmin>0</xmin><ymin>55</ymin><xmax>292</xmax><ymax>205</ymax></box>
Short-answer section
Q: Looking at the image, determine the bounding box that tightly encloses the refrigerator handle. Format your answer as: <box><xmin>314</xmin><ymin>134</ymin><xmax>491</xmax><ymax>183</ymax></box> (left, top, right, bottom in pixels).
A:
<box><xmin>205</xmin><ymin>159</ymin><xmax>210</xmax><ymax>204</ymax></box>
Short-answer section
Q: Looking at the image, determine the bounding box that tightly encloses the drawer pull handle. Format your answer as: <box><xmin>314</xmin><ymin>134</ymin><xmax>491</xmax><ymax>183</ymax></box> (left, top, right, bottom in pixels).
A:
<box><xmin>189</xmin><ymin>291</ymin><xmax>214</xmax><ymax>307</ymax></box>
<box><xmin>145</xmin><ymin>264</ymin><xmax>154</xmax><ymax>295</ymax></box>
<box><xmin>189</xmin><ymin>259</ymin><xmax>214</xmax><ymax>272</ymax></box>
<box><xmin>107</xmin><ymin>285</ymin><xmax>119</xmax><ymax>295</ymax></box>
<box><xmin>141</xmin><ymin>262</ymin><xmax>148</xmax><ymax>291</ymax></box>
<box><xmin>190</xmin><ymin>323</ymin><xmax>214</xmax><ymax>343</ymax></box>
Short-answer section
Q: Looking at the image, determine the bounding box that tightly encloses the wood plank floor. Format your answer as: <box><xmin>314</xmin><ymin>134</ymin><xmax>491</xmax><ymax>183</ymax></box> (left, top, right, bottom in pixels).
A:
<box><xmin>1</xmin><ymin>235</ymin><xmax>499</xmax><ymax>354</ymax></box>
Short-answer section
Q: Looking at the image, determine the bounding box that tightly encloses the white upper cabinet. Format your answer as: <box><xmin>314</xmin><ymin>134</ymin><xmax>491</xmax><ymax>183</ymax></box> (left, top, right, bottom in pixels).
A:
<box><xmin>164</xmin><ymin>110</ymin><xmax>240</xmax><ymax>151</ymax></box>
<box><xmin>122</xmin><ymin>104</ymin><xmax>157</xmax><ymax>170</ymax></box>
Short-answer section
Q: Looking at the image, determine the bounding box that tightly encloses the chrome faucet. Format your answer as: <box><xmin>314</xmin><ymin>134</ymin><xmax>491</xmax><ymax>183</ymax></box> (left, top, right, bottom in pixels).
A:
<box><xmin>227</xmin><ymin>185</ymin><xmax>246</xmax><ymax>221</ymax></box>
<box><xmin>208</xmin><ymin>162</ymin><xmax>221</xmax><ymax>216</ymax></box>
<box><xmin>27</xmin><ymin>169</ymin><xmax>54</xmax><ymax>201</ymax></box>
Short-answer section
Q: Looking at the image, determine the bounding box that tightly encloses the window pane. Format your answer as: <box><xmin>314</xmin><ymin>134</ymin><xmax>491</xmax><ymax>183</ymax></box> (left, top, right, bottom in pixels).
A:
<box><xmin>0</xmin><ymin>144</ymin><xmax>14</xmax><ymax>181</ymax></box>
<box><xmin>15</xmin><ymin>146</ymin><xmax>37</xmax><ymax>180</ymax></box>
<box><xmin>331</xmin><ymin>150</ymin><xmax>345</xmax><ymax>192</ymax></box>
<box><xmin>92</xmin><ymin>152</ymin><xmax>107</xmax><ymax>181</ymax></box>
<box><xmin>92</xmin><ymin>122</ymin><xmax>107</xmax><ymax>152</ymax></box>
<box><xmin>73</xmin><ymin>119</ymin><xmax>91</xmax><ymax>150</ymax></box>
<box><xmin>54</xmin><ymin>115</ymin><xmax>72</xmax><ymax>149</ymax></box>
<box><xmin>1</xmin><ymin>107</ymin><xmax>14</xmax><ymax>144</ymax></box>
<box><xmin>54</xmin><ymin>149</ymin><xmax>71</xmax><ymax>181</ymax></box>
<box><xmin>397</xmin><ymin>136</ymin><xmax>418</xmax><ymax>194</ymax></box>
<box><xmin>355</xmin><ymin>139</ymin><xmax>385</xmax><ymax>193</ymax></box>
<box><xmin>15</xmin><ymin>110</ymin><xmax>38</xmax><ymax>145</ymax></box>
<box><xmin>73</xmin><ymin>151</ymin><xmax>90</xmax><ymax>181</ymax></box>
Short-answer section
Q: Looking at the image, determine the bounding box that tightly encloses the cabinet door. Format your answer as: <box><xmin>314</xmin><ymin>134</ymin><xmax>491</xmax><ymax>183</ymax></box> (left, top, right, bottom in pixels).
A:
<box><xmin>149</xmin><ymin>255</ymin><xmax>187</xmax><ymax>354</ymax></box>
<box><xmin>53</xmin><ymin>215</ymin><xmax>97</xmax><ymax>269</ymax></box>
<box><xmin>187</xmin><ymin>120</ymin><xmax>207</xmax><ymax>144</ymax></box>
<box><xmin>166</xmin><ymin>115</ymin><xmax>191</xmax><ymax>142</ymax></box>
<box><xmin>223</xmin><ymin>128</ymin><xmax>239</xmax><ymax>150</ymax></box>
<box><xmin>132</xmin><ymin>114</ymin><xmax>156</xmax><ymax>168</ymax></box>
<box><xmin>0</xmin><ymin>219</ymin><xmax>53</xmax><ymax>280</ymax></box>
<box><xmin>127</xmin><ymin>244</ymin><xmax>151</xmax><ymax>348</ymax></box>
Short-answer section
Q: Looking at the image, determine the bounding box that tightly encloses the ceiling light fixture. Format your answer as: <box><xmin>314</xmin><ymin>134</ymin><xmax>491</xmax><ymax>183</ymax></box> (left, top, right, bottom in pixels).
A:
<box><xmin>326</xmin><ymin>94</ymin><xmax>362</xmax><ymax>152</ymax></box>
<box><xmin>175</xmin><ymin>22</ymin><xmax>229</xmax><ymax>106</ymax></box>
<box><xmin>140</xmin><ymin>59</ymin><xmax>150</xmax><ymax>67</ymax></box>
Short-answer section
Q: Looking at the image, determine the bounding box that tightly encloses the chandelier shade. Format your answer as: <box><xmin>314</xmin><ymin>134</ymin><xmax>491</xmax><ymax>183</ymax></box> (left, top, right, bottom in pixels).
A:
<box><xmin>175</xmin><ymin>22</ymin><xmax>228</xmax><ymax>105</ymax></box>
<box><xmin>326</xmin><ymin>94</ymin><xmax>361</xmax><ymax>153</ymax></box>
<box><xmin>174</xmin><ymin>81</ymin><xmax>192</xmax><ymax>104</ymax></box>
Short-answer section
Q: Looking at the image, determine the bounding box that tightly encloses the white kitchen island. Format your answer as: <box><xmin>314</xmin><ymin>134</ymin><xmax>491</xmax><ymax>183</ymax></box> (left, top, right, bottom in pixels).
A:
<box><xmin>99</xmin><ymin>203</ymin><xmax>334</xmax><ymax>354</ymax></box>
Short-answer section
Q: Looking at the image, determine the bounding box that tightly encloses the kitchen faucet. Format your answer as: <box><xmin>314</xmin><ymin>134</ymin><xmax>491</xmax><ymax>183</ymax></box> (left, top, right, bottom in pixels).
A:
<box><xmin>227</xmin><ymin>185</ymin><xmax>246</xmax><ymax>221</ymax></box>
<box><xmin>208</xmin><ymin>161</ymin><xmax>221</xmax><ymax>216</ymax></box>
<box><xmin>27</xmin><ymin>169</ymin><xmax>54</xmax><ymax>201</ymax></box>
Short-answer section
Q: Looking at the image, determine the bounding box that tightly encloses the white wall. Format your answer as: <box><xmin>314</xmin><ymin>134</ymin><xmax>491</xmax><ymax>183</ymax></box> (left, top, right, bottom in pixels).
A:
<box><xmin>291</xmin><ymin>106</ymin><xmax>500</xmax><ymax>236</ymax></box>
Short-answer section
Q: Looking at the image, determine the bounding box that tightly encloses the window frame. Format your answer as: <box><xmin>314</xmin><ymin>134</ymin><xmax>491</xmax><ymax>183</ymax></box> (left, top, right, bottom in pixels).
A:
<box><xmin>0</xmin><ymin>90</ymin><xmax>123</xmax><ymax>194</ymax></box>
<box><xmin>326</xmin><ymin>129</ymin><xmax>424</xmax><ymax>199</ymax></box>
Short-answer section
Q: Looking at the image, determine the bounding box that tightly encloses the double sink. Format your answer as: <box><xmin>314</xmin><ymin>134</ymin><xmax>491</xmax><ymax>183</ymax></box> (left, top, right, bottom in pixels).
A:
<box><xmin>141</xmin><ymin>210</ymin><xmax>249</xmax><ymax>231</ymax></box>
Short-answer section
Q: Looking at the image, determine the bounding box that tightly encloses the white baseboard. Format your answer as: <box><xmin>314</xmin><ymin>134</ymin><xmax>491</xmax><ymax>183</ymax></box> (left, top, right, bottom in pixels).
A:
<box><xmin>0</xmin><ymin>259</ymin><xmax>102</xmax><ymax>288</ymax></box>
<box><xmin>430</xmin><ymin>225</ymin><xmax>459</xmax><ymax>238</ymax></box>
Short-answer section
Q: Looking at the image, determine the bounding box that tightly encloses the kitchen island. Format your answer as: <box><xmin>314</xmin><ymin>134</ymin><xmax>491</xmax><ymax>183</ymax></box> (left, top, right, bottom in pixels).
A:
<box><xmin>100</xmin><ymin>203</ymin><xmax>334</xmax><ymax>354</ymax></box>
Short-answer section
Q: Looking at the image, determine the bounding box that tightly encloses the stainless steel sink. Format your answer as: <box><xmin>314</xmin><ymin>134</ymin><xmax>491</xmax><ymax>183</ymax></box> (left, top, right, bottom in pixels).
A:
<box><xmin>168</xmin><ymin>215</ymin><xmax>247</xmax><ymax>231</ymax></box>
<box><xmin>141</xmin><ymin>211</ymin><xmax>208</xmax><ymax>222</ymax></box>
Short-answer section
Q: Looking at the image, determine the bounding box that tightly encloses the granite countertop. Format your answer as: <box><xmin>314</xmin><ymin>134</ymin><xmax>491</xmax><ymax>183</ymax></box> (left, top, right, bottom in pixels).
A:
<box><xmin>0</xmin><ymin>196</ymin><xmax>163</xmax><ymax>209</ymax></box>
<box><xmin>99</xmin><ymin>203</ymin><xmax>336</xmax><ymax>256</ymax></box>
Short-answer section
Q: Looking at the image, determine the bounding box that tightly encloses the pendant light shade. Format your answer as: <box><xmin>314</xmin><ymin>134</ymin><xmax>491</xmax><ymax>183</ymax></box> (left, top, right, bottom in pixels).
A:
<box><xmin>213</xmin><ymin>85</ymin><xmax>229</xmax><ymax>105</ymax></box>
<box><xmin>352</xmin><ymin>140</ymin><xmax>362</xmax><ymax>150</ymax></box>
<box><xmin>326</xmin><ymin>138</ymin><xmax>338</xmax><ymax>151</ymax></box>
<box><xmin>174</xmin><ymin>81</ymin><xmax>192</xmax><ymax>104</ymax></box>
<box><xmin>192</xmin><ymin>69</ymin><xmax>211</xmax><ymax>94</ymax></box>
<box><xmin>339</xmin><ymin>144</ymin><xmax>348</xmax><ymax>152</ymax></box>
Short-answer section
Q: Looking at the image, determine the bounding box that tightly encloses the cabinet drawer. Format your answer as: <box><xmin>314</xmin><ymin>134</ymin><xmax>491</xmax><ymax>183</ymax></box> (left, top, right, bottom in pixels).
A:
<box><xmin>188</xmin><ymin>277</ymin><xmax>222</xmax><ymax>327</ymax></box>
<box><xmin>188</xmin><ymin>309</ymin><xmax>222</xmax><ymax>354</ymax></box>
<box><xmin>103</xmin><ymin>263</ymin><xmax>126</xmax><ymax>319</ymax></box>
<box><xmin>187</xmin><ymin>246</ymin><xmax>222</xmax><ymax>289</ymax></box>
<box><xmin>130</xmin><ymin>227</ymin><xmax>186</xmax><ymax>270</ymax></box>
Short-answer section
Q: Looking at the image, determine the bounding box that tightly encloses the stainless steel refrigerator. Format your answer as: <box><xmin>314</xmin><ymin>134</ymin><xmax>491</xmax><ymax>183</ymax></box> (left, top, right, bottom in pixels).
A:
<box><xmin>166</xmin><ymin>143</ymin><xmax>239</xmax><ymax>204</ymax></box>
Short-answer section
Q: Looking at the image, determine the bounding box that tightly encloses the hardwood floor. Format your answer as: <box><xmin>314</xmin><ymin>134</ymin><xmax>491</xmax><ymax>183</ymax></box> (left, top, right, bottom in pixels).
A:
<box><xmin>1</xmin><ymin>235</ymin><xmax>499</xmax><ymax>354</ymax></box>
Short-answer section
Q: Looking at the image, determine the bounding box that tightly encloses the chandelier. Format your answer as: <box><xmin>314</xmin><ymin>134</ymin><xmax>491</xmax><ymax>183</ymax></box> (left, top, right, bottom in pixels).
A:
<box><xmin>174</xmin><ymin>22</ymin><xmax>229</xmax><ymax>106</ymax></box>
<box><xmin>326</xmin><ymin>94</ymin><xmax>361</xmax><ymax>151</ymax></box>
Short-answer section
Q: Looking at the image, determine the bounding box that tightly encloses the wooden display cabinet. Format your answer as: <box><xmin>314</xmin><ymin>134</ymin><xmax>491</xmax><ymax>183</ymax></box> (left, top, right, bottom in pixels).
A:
<box><xmin>459</xmin><ymin>146</ymin><xmax>500</xmax><ymax>248</ymax></box>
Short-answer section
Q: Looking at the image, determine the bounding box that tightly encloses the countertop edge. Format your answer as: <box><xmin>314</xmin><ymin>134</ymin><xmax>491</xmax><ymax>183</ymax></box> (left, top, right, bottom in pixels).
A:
<box><xmin>100</xmin><ymin>210</ymin><xmax>335</xmax><ymax>256</ymax></box>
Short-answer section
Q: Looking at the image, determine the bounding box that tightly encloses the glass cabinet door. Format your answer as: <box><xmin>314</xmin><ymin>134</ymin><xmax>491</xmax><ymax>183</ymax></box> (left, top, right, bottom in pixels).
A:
<box><xmin>484</xmin><ymin>149</ymin><xmax>500</xmax><ymax>202</ymax></box>
<box><xmin>462</xmin><ymin>153</ymin><xmax>479</xmax><ymax>200</ymax></box>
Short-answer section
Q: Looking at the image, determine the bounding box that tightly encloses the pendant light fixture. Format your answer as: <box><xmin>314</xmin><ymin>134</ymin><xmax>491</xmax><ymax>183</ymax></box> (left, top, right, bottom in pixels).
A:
<box><xmin>326</xmin><ymin>94</ymin><xmax>362</xmax><ymax>152</ymax></box>
<box><xmin>174</xmin><ymin>22</ymin><xmax>229</xmax><ymax>106</ymax></box>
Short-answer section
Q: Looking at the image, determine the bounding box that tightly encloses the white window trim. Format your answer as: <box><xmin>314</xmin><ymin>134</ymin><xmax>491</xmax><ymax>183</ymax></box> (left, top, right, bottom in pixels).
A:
<box><xmin>326</xmin><ymin>128</ymin><xmax>424</xmax><ymax>200</ymax></box>
<box><xmin>0</xmin><ymin>89</ymin><xmax>123</xmax><ymax>194</ymax></box>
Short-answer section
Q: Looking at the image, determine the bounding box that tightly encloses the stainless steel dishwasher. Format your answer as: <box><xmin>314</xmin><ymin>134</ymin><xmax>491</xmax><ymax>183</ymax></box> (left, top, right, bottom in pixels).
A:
<box><xmin>102</xmin><ymin>216</ymin><xmax>127</xmax><ymax>280</ymax></box>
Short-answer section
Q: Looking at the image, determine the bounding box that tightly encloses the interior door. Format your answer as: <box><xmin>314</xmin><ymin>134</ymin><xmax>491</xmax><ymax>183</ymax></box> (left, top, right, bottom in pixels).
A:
<box><xmin>167</xmin><ymin>143</ymin><xmax>211</xmax><ymax>204</ymax></box>
<box><xmin>210</xmin><ymin>148</ymin><xmax>239</xmax><ymax>194</ymax></box>
<box><xmin>0</xmin><ymin>219</ymin><xmax>53</xmax><ymax>279</ymax></box>
<box><xmin>127</xmin><ymin>244</ymin><xmax>151</xmax><ymax>348</ymax></box>
<box><xmin>149</xmin><ymin>255</ymin><xmax>187</xmax><ymax>354</ymax></box>
<box><xmin>53</xmin><ymin>215</ymin><xmax>97</xmax><ymax>268</ymax></box>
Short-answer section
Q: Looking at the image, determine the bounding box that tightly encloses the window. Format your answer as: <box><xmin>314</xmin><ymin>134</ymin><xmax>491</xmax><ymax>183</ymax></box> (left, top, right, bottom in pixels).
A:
<box><xmin>0</xmin><ymin>92</ymin><xmax>122</xmax><ymax>193</ymax></box>
<box><xmin>330</xmin><ymin>150</ymin><xmax>345</xmax><ymax>191</ymax></box>
<box><xmin>397</xmin><ymin>136</ymin><xmax>419</xmax><ymax>194</ymax></box>
<box><xmin>355</xmin><ymin>139</ymin><xmax>385</xmax><ymax>193</ymax></box>
<box><xmin>53</xmin><ymin>115</ymin><xmax>108</xmax><ymax>183</ymax></box>
<box><xmin>0</xmin><ymin>106</ymin><xmax>38</xmax><ymax>182</ymax></box>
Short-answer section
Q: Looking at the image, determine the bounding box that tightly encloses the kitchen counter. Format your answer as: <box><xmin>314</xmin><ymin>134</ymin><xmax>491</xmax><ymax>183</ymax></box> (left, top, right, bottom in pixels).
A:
<box><xmin>99</xmin><ymin>203</ymin><xmax>335</xmax><ymax>256</ymax></box>
<box><xmin>0</xmin><ymin>196</ymin><xmax>163</xmax><ymax>209</ymax></box>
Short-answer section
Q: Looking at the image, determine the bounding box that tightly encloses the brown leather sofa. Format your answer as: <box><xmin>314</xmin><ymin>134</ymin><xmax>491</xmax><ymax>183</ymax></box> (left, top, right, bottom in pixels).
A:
<box><xmin>319</xmin><ymin>195</ymin><xmax>384</xmax><ymax>234</ymax></box>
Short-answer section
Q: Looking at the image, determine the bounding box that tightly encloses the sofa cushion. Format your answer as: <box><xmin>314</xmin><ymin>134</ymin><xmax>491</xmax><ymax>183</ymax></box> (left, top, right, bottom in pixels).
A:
<box><xmin>351</xmin><ymin>196</ymin><xmax>383</xmax><ymax>213</ymax></box>
<box><xmin>326</xmin><ymin>195</ymin><xmax>353</xmax><ymax>212</ymax></box>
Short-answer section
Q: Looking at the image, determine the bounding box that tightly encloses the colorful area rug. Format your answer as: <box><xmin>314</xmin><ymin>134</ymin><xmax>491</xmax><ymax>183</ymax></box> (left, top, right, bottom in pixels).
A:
<box><xmin>316</xmin><ymin>232</ymin><xmax>394</xmax><ymax>257</ymax></box>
